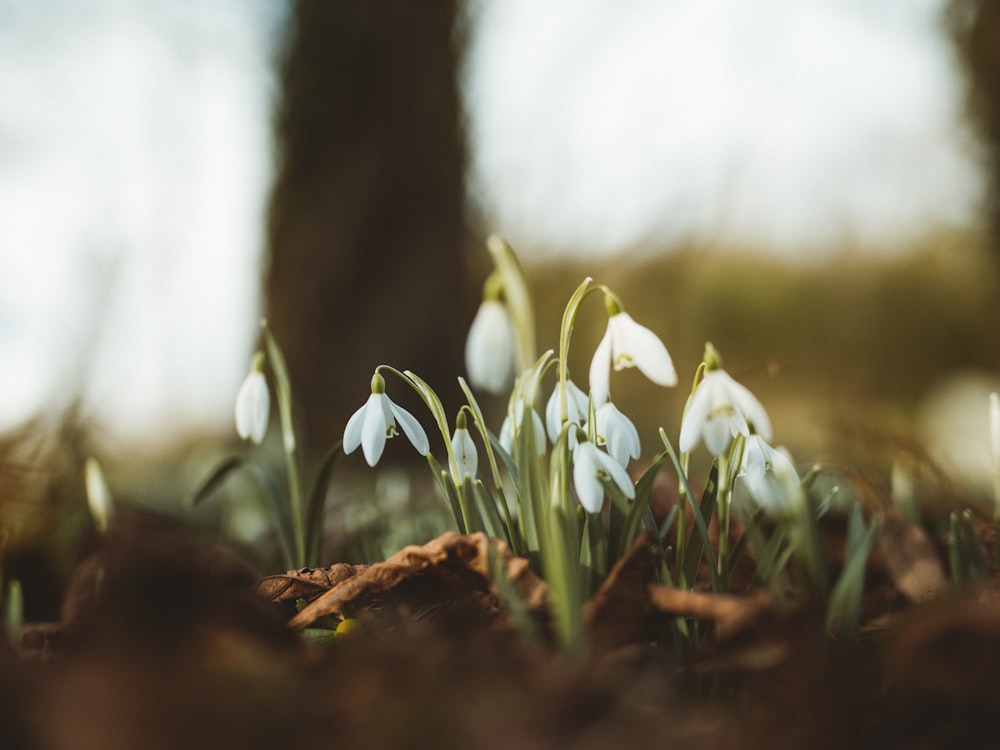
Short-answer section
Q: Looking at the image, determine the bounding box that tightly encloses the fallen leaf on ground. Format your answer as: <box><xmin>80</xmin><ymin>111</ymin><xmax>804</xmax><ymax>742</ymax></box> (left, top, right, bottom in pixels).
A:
<box><xmin>286</xmin><ymin>531</ymin><xmax>547</xmax><ymax>630</ymax></box>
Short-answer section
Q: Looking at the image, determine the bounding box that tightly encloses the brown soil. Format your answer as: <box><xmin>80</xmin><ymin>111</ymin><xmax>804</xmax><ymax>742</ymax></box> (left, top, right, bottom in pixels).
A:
<box><xmin>7</xmin><ymin>509</ymin><xmax>1000</xmax><ymax>750</ymax></box>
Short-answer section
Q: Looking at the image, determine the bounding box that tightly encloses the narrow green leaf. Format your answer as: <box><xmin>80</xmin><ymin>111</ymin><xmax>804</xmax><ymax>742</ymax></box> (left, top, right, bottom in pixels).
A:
<box><xmin>428</xmin><ymin>454</ymin><xmax>465</xmax><ymax>534</ymax></box>
<box><xmin>826</xmin><ymin>510</ymin><xmax>880</xmax><ymax>639</ymax></box>
<box><xmin>659</xmin><ymin>430</ymin><xmax>720</xmax><ymax>591</ymax></box>
<box><xmin>304</xmin><ymin>440</ymin><xmax>343</xmax><ymax>567</ymax></box>
<box><xmin>185</xmin><ymin>455</ymin><xmax>247</xmax><ymax>509</ymax></box>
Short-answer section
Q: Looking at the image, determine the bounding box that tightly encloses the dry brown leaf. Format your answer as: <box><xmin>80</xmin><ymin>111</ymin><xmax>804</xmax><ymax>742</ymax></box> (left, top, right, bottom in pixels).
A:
<box><xmin>287</xmin><ymin>531</ymin><xmax>546</xmax><ymax>630</ymax></box>
<box><xmin>584</xmin><ymin>531</ymin><xmax>660</xmax><ymax>651</ymax></box>
<box><xmin>646</xmin><ymin>585</ymin><xmax>770</xmax><ymax>640</ymax></box>
<box><xmin>256</xmin><ymin>563</ymin><xmax>366</xmax><ymax>603</ymax></box>
<box><xmin>876</xmin><ymin>511</ymin><xmax>947</xmax><ymax>603</ymax></box>
<box><xmin>882</xmin><ymin>589</ymin><xmax>1000</xmax><ymax>701</ymax></box>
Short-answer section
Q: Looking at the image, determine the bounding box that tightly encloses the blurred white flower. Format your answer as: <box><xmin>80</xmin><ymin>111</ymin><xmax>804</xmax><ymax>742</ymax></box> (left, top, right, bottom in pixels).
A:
<box><xmin>589</xmin><ymin>310</ymin><xmax>676</xmax><ymax>406</ymax></box>
<box><xmin>679</xmin><ymin>369</ymin><xmax>771</xmax><ymax>456</ymax></box>
<box><xmin>545</xmin><ymin>379</ymin><xmax>589</xmax><ymax>443</ymax></box>
<box><xmin>235</xmin><ymin>365</ymin><xmax>270</xmax><ymax>445</ymax></box>
<box><xmin>499</xmin><ymin>398</ymin><xmax>546</xmax><ymax>455</ymax></box>
<box><xmin>738</xmin><ymin>434</ymin><xmax>801</xmax><ymax>516</ymax></box>
<box><xmin>594</xmin><ymin>401</ymin><xmax>641</xmax><ymax>467</ymax></box>
<box><xmin>990</xmin><ymin>392</ymin><xmax>1000</xmax><ymax>475</ymax></box>
<box><xmin>573</xmin><ymin>437</ymin><xmax>635</xmax><ymax>513</ymax></box>
<box><xmin>465</xmin><ymin>299</ymin><xmax>516</xmax><ymax>396</ymax></box>
<box><xmin>451</xmin><ymin>415</ymin><xmax>479</xmax><ymax>481</ymax></box>
<box><xmin>84</xmin><ymin>456</ymin><xmax>114</xmax><ymax>534</ymax></box>
<box><xmin>344</xmin><ymin>374</ymin><xmax>429</xmax><ymax>467</ymax></box>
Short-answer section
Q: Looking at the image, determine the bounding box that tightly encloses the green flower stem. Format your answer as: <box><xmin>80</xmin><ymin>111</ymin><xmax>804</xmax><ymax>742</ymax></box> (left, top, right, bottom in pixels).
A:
<box><xmin>675</xmin><ymin>362</ymin><xmax>706</xmax><ymax>585</ymax></box>
<box><xmin>716</xmin><ymin>451</ymin><xmax>731</xmax><ymax>589</ymax></box>
<box><xmin>676</xmin><ymin>450</ymin><xmax>690</xmax><ymax>580</ymax></box>
<box><xmin>261</xmin><ymin>320</ymin><xmax>306</xmax><ymax>568</ymax></box>
<box><xmin>385</xmin><ymin>367</ymin><xmax>459</xmax><ymax>479</ymax></box>
<box><xmin>487</xmin><ymin>235</ymin><xmax>537</xmax><ymax>375</ymax></box>
<box><xmin>545</xmin><ymin>427</ymin><xmax>583</xmax><ymax>654</ymax></box>
<box><xmin>659</xmin><ymin>429</ymin><xmax>721</xmax><ymax>592</ymax></box>
<box><xmin>458</xmin><ymin>377</ymin><xmax>521</xmax><ymax>553</ymax></box>
<box><xmin>557</xmin><ymin>277</ymin><xmax>595</xmax><ymax>422</ymax></box>
<box><xmin>389</xmin><ymin>367</ymin><xmax>489</xmax><ymax>535</ymax></box>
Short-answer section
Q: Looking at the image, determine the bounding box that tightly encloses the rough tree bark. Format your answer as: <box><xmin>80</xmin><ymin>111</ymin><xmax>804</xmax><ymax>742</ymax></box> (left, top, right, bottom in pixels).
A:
<box><xmin>266</xmin><ymin>0</ymin><xmax>469</xmax><ymax>457</ymax></box>
<box><xmin>949</xmin><ymin>0</ymin><xmax>1000</xmax><ymax>242</ymax></box>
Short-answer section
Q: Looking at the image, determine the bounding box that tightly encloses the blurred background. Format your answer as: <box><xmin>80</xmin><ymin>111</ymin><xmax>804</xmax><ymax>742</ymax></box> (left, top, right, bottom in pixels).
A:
<box><xmin>3</xmin><ymin>0</ymin><xmax>1000</xmax><ymax>593</ymax></box>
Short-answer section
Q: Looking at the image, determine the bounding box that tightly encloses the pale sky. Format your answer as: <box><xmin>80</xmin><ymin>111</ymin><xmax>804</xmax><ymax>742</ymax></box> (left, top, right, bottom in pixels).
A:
<box><xmin>0</xmin><ymin>0</ymin><xmax>986</xmax><ymax>440</ymax></box>
<box><xmin>462</xmin><ymin>0</ymin><xmax>983</xmax><ymax>258</ymax></box>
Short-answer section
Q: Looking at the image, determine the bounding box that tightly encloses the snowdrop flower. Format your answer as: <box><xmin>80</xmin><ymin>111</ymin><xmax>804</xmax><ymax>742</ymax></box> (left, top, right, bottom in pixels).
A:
<box><xmin>451</xmin><ymin>411</ymin><xmax>478</xmax><ymax>481</ymax></box>
<box><xmin>679</xmin><ymin>349</ymin><xmax>771</xmax><ymax>456</ymax></box>
<box><xmin>465</xmin><ymin>275</ymin><xmax>516</xmax><ymax>396</ymax></box>
<box><xmin>235</xmin><ymin>353</ymin><xmax>270</xmax><ymax>445</ymax></box>
<box><xmin>545</xmin><ymin>379</ymin><xmax>589</xmax><ymax>443</ymax></box>
<box><xmin>589</xmin><ymin>295</ymin><xmax>677</xmax><ymax>406</ymax></box>
<box><xmin>84</xmin><ymin>457</ymin><xmax>114</xmax><ymax>534</ymax></box>
<box><xmin>499</xmin><ymin>398</ymin><xmax>546</xmax><ymax>455</ymax></box>
<box><xmin>738</xmin><ymin>434</ymin><xmax>801</xmax><ymax>517</ymax></box>
<box><xmin>990</xmin><ymin>392</ymin><xmax>1000</xmax><ymax>477</ymax></box>
<box><xmin>594</xmin><ymin>401</ymin><xmax>641</xmax><ymax>467</ymax></box>
<box><xmin>573</xmin><ymin>434</ymin><xmax>635</xmax><ymax>513</ymax></box>
<box><xmin>344</xmin><ymin>372</ymin><xmax>429</xmax><ymax>467</ymax></box>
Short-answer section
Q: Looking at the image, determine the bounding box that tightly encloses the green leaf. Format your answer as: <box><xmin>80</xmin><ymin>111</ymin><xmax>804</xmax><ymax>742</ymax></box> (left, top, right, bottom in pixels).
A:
<box><xmin>825</xmin><ymin>506</ymin><xmax>880</xmax><ymax>639</ymax></box>
<box><xmin>659</xmin><ymin>429</ymin><xmax>720</xmax><ymax>592</ymax></box>
<box><xmin>304</xmin><ymin>440</ymin><xmax>343</xmax><ymax>567</ymax></box>
<box><xmin>428</xmin><ymin>453</ymin><xmax>465</xmax><ymax>534</ymax></box>
<box><xmin>185</xmin><ymin>455</ymin><xmax>247</xmax><ymax>509</ymax></box>
<box><xmin>261</xmin><ymin>321</ymin><xmax>296</xmax><ymax>455</ymax></box>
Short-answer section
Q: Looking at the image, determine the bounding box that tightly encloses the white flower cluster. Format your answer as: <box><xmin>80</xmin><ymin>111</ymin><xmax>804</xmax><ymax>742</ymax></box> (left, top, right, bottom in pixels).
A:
<box><xmin>238</xmin><ymin>273</ymin><xmax>802</xmax><ymax>522</ymax></box>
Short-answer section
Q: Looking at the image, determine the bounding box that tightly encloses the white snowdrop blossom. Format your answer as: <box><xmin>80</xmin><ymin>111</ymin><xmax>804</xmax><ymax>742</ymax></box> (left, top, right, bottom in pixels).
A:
<box><xmin>589</xmin><ymin>310</ymin><xmax>677</xmax><ymax>407</ymax></box>
<box><xmin>594</xmin><ymin>401</ymin><xmax>641</xmax><ymax>467</ymax></box>
<box><xmin>679</xmin><ymin>369</ymin><xmax>771</xmax><ymax>456</ymax></box>
<box><xmin>451</xmin><ymin>416</ymin><xmax>478</xmax><ymax>481</ymax></box>
<box><xmin>573</xmin><ymin>437</ymin><xmax>635</xmax><ymax>513</ymax></box>
<box><xmin>545</xmin><ymin>379</ymin><xmax>589</xmax><ymax>443</ymax></box>
<box><xmin>499</xmin><ymin>399</ymin><xmax>546</xmax><ymax>455</ymax></box>
<box><xmin>235</xmin><ymin>364</ymin><xmax>270</xmax><ymax>445</ymax></box>
<box><xmin>84</xmin><ymin>457</ymin><xmax>114</xmax><ymax>534</ymax></box>
<box><xmin>990</xmin><ymin>392</ymin><xmax>1000</xmax><ymax>476</ymax></box>
<box><xmin>465</xmin><ymin>299</ymin><xmax>516</xmax><ymax>396</ymax></box>
<box><xmin>344</xmin><ymin>374</ymin><xmax>429</xmax><ymax>467</ymax></box>
<box><xmin>738</xmin><ymin>434</ymin><xmax>801</xmax><ymax>517</ymax></box>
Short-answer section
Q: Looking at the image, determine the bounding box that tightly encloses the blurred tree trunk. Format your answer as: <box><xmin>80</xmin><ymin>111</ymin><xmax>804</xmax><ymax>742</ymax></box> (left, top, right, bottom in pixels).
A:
<box><xmin>266</xmin><ymin>0</ymin><xmax>468</xmax><ymax>456</ymax></box>
<box><xmin>949</xmin><ymin>0</ymin><xmax>1000</xmax><ymax>242</ymax></box>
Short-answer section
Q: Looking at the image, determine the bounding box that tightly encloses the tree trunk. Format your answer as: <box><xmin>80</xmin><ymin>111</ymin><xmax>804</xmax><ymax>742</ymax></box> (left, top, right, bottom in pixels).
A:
<box><xmin>266</xmin><ymin>0</ymin><xmax>469</xmax><ymax>457</ymax></box>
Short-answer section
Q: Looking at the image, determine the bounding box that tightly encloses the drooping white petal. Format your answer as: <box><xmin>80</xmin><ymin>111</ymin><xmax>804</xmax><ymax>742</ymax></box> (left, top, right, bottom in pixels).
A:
<box><xmin>451</xmin><ymin>427</ymin><xmax>478</xmax><ymax>480</ymax></box>
<box><xmin>991</xmin><ymin>393</ymin><xmax>1000</xmax><ymax>466</ymax></box>
<box><xmin>703</xmin><ymin>410</ymin><xmax>741</xmax><ymax>456</ymax></box>
<box><xmin>500</xmin><ymin>399</ymin><xmax>546</xmax><ymax>455</ymax></box>
<box><xmin>388</xmin><ymin>400</ymin><xmax>429</xmax><ymax>456</ymax></box>
<box><xmin>84</xmin><ymin>457</ymin><xmax>114</xmax><ymax>534</ymax></box>
<box><xmin>738</xmin><ymin>435</ymin><xmax>801</xmax><ymax>516</ymax></box>
<box><xmin>679</xmin><ymin>376</ymin><xmax>715</xmax><ymax>453</ymax></box>
<box><xmin>588</xmin><ymin>330</ymin><xmax>614</xmax><ymax>407</ymax></box>
<box><xmin>596</xmin><ymin>401</ymin><xmax>641</xmax><ymax>467</ymax></box>
<box><xmin>594</xmin><ymin>447</ymin><xmax>636</xmax><ymax>499</ymax></box>
<box><xmin>465</xmin><ymin>300</ymin><xmax>516</xmax><ymax>396</ymax></box>
<box><xmin>343</xmin><ymin>398</ymin><xmax>370</xmax><ymax>455</ymax></box>
<box><xmin>679</xmin><ymin>369</ymin><xmax>765</xmax><ymax>456</ymax></box>
<box><xmin>235</xmin><ymin>371</ymin><xmax>270</xmax><ymax>444</ymax></box>
<box><xmin>573</xmin><ymin>443</ymin><xmax>605</xmax><ymax>513</ymax></box>
<box><xmin>360</xmin><ymin>392</ymin><xmax>390</xmax><ymax>466</ymax></box>
<box><xmin>725</xmin><ymin>378</ymin><xmax>772</xmax><ymax>441</ymax></box>
<box><xmin>545</xmin><ymin>379</ymin><xmax>589</xmax><ymax>443</ymax></box>
<box><xmin>573</xmin><ymin>441</ymin><xmax>636</xmax><ymax>513</ymax></box>
<box><xmin>609</xmin><ymin>313</ymin><xmax>677</xmax><ymax>386</ymax></box>
<box><xmin>499</xmin><ymin>414</ymin><xmax>514</xmax><ymax>454</ymax></box>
